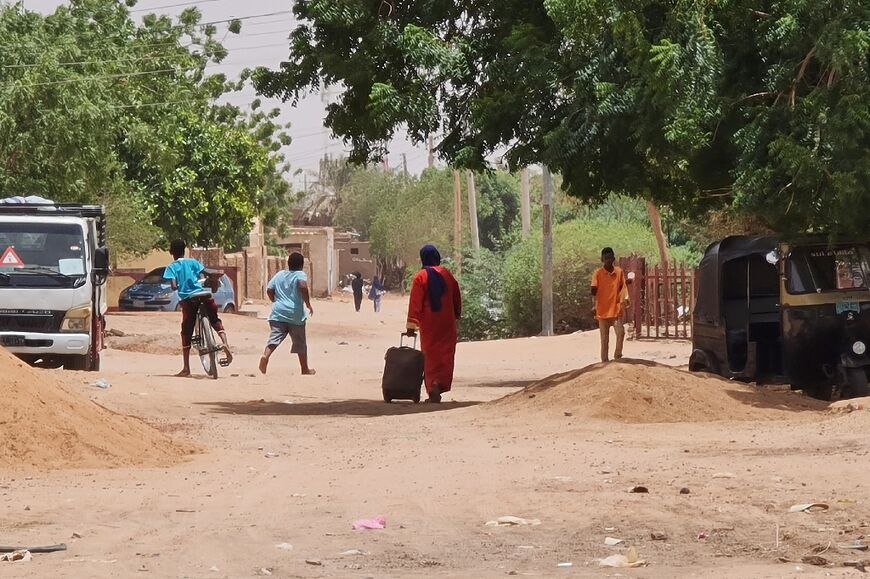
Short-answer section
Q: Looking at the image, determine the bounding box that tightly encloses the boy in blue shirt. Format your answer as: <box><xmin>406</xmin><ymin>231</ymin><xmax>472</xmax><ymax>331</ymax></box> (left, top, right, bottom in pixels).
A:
<box><xmin>259</xmin><ymin>252</ymin><xmax>315</xmax><ymax>375</ymax></box>
<box><xmin>163</xmin><ymin>240</ymin><xmax>233</xmax><ymax>377</ymax></box>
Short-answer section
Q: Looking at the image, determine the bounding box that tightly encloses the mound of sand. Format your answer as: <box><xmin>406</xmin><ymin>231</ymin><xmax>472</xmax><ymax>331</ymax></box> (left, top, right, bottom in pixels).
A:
<box><xmin>0</xmin><ymin>347</ymin><xmax>186</xmax><ymax>470</ymax></box>
<box><xmin>489</xmin><ymin>359</ymin><xmax>827</xmax><ymax>423</ymax></box>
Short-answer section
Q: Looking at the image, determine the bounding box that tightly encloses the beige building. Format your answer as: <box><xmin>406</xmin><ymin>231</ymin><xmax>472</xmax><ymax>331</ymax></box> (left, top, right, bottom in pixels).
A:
<box><xmin>335</xmin><ymin>232</ymin><xmax>375</xmax><ymax>280</ymax></box>
<box><xmin>276</xmin><ymin>226</ymin><xmax>339</xmax><ymax>297</ymax></box>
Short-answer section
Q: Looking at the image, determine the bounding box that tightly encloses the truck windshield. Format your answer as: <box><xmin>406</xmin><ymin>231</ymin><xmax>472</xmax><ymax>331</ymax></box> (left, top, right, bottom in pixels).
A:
<box><xmin>787</xmin><ymin>244</ymin><xmax>870</xmax><ymax>294</ymax></box>
<box><xmin>0</xmin><ymin>222</ymin><xmax>86</xmax><ymax>279</ymax></box>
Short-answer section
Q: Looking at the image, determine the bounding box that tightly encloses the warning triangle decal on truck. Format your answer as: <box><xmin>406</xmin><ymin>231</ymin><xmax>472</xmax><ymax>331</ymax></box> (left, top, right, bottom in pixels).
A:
<box><xmin>1</xmin><ymin>246</ymin><xmax>24</xmax><ymax>266</ymax></box>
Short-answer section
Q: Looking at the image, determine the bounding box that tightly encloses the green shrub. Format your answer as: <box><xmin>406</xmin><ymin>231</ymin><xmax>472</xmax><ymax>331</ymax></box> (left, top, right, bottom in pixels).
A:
<box><xmin>456</xmin><ymin>249</ymin><xmax>509</xmax><ymax>341</ymax></box>
<box><xmin>502</xmin><ymin>218</ymin><xmax>673</xmax><ymax>336</ymax></box>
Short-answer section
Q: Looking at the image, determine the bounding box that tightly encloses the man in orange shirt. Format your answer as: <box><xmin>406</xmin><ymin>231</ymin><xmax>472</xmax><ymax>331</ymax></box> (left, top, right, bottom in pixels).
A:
<box><xmin>591</xmin><ymin>247</ymin><xmax>628</xmax><ymax>362</ymax></box>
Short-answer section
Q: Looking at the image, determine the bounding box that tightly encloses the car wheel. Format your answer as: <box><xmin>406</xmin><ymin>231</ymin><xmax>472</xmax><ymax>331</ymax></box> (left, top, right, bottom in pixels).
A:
<box><xmin>223</xmin><ymin>303</ymin><xmax>236</xmax><ymax>314</ymax></box>
<box><xmin>175</xmin><ymin>303</ymin><xmax>183</xmax><ymax>312</ymax></box>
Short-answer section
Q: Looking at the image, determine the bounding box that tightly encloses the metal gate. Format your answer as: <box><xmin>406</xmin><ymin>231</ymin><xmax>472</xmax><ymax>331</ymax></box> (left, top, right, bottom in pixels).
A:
<box><xmin>620</xmin><ymin>256</ymin><xmax>696</xmax><ymax>339</ymax></box>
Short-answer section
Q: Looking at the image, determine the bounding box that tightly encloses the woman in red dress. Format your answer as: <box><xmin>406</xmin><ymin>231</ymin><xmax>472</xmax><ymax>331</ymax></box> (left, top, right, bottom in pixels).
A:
<box><xmin>406</xmin><ymin>245</ymin><xmax>462</xmax><ymax>403</ymax></box>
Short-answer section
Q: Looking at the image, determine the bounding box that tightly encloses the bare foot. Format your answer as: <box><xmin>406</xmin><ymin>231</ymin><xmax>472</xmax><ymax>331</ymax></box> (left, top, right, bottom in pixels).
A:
<box><xmin>175</xmin><ymin>369</ymin><xmax>191</xmax><ymax>378</ymax></box>
<box><xmin>302</xmin><ymin>369</ymin><xmax>317</xmax><ymax>375</ymax></box>
<box><xmin>222</xmin><ymin>347</ymin><xmax>234</xmax><ymax>365</ymax></box>
<box><xmin>258</xmin><ymin>356</ymin><xmax>268</xmax><ymax>375</ymax></box>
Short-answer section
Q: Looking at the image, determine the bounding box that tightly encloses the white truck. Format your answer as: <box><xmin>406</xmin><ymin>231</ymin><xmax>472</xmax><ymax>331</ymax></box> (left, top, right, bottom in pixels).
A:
<box><xmin>0</xmin><ymin>199</ymin><xmax>109</xmax><ymax>371</ymax></box>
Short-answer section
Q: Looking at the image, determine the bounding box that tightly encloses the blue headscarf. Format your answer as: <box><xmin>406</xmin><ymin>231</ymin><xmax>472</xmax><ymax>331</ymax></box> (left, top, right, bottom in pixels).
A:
<box><xmin>420</xmin><ymin>245</ymin><xmax>446</xmax><ymax>313</ymax></box>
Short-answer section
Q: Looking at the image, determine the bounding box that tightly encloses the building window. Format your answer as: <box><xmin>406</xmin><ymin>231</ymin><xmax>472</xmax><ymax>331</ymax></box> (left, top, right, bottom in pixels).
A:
<box><xmin>350</xmin><ymin>248</ymin><xmax>359</xmax><ymax>255</ymax></box>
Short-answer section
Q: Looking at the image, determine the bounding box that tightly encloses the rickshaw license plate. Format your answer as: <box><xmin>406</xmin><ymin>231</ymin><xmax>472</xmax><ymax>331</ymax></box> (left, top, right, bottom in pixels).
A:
<box><xmin>836</xmin><ymin>301</ymin><xmax>860</xmax><ymax>314</ymax></box>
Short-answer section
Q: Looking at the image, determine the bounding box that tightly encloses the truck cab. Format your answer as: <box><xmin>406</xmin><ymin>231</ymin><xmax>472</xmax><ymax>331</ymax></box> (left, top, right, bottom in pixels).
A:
<box><xmin>0</xmin><ymin>201</ymin><xmax>109</xmax><ymax>371</ymax></box>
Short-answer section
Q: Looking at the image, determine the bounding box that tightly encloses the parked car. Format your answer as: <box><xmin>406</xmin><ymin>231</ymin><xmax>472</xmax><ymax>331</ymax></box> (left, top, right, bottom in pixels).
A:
<box><xmin>118</xmin><ymin>267</ymin><xmax>237</xmax><ymax>313</ymax></box>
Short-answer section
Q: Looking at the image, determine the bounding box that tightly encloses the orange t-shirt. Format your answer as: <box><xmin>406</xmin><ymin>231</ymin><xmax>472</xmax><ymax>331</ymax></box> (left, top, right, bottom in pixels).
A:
<box><xmin>592</xmin><ymin>266</ymin><xmax>626</xmax><ymax>320</ymax></box>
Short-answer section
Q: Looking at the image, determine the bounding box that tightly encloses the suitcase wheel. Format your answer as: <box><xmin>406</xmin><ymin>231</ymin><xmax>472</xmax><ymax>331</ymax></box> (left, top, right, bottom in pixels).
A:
<box><xmin>383</xmin><ymin>393</ymin><xmax>392</xmax><ymax>403</ymax></box>
<box><xmin>413</xmin><ymin>394</ymin><xmax>420</xmax><ymax>404</ymax></box>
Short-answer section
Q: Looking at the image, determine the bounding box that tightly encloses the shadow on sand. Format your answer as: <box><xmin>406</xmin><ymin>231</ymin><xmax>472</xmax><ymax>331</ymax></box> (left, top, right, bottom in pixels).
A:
<box><xmin>196</xmin><ymin>398</ymin><xmax>479</xmax><ymax>417</ymax></box>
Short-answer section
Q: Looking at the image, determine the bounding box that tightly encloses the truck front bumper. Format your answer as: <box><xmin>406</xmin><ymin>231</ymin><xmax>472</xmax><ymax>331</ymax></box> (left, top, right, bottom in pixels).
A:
<box><xmin>0</xmin><ymin>332</ymin><xmax>90</xmax><ymax>356</ymax></box>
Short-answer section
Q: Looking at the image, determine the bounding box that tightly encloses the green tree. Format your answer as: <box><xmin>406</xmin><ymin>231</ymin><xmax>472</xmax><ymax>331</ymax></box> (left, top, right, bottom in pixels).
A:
<box><xmin>0</xmin><ymin>0</ymin><xmax>291</xmax><ymax>253</ymax></box>
<box><xmin>254</xmin><ymin>0</ymin><xmax>869</xmax><ymax>236</ymax></box>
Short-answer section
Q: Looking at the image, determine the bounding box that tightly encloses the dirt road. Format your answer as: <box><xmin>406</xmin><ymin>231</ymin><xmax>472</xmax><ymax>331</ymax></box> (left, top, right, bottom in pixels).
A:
<box><xmin>1</xmin><ymin>295</ymin><xmax>868</xmax><ymax>578</ymax></box>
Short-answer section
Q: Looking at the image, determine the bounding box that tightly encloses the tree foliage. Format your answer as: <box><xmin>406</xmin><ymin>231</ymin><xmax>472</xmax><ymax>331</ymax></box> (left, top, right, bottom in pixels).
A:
<box><xmin>255</xmin><ymin>0</ymin><xmax>869</xmax><ymax>236</ymax></box>
<box><xmin>0</xmin><ymin>0</ymin><xmax>292</xmax><ymax>253</ymax></box>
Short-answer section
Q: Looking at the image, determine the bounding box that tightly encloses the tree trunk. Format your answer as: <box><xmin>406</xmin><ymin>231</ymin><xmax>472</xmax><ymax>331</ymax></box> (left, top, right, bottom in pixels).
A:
<box><xmin>466</xmin><ymin>171</ymin><xmax>480</xmax><ymax>251</ymax></box>
<box><xmin>646</xmin><ymin>199</ymin><xmax>669</xmax><ymax>265</ymax></box>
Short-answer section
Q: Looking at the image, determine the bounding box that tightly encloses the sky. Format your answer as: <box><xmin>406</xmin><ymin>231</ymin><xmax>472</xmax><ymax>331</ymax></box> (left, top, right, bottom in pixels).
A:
<box><xmin>18</xmin><ymin>0</ymin><xmax>435</xmax><ymax>189</ymax></box>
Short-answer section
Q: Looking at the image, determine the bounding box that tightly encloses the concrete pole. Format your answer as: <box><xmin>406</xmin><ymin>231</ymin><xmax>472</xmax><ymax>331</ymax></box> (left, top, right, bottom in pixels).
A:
<box><xmin>466</xmin><ymin>171</ymin><xmax>480</xmax><ymax>251</ymax></box>
<box><xmin>520</xmin><ymin>167</ymin><xmax>531</xmax><ymax>239</ymax></box>
<box><xmin>427</xmin><ymin>135</ymin><xmax>435</xmax><ymax>169</ymax></box>
<box><xmin>541</xmin><ymin>165</ymin><xmax>554</xmax><ymax>336</ymax></box>
<box><xmin>453</xmin><ymin>170</ymin><xmax>463</xmax><ymax>274</ymax></box>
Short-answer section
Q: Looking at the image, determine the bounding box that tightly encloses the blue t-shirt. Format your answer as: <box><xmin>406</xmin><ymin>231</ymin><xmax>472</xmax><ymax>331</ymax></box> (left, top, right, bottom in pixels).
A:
<box><xmin>164</xmin><ymin>258</ymin><xmax>205</xmax><ymax>300</ymax></box>
<box><xmin>268</xmin><ymin>270</ymin><xmax>308</xmax><ymax>325</ymax></box>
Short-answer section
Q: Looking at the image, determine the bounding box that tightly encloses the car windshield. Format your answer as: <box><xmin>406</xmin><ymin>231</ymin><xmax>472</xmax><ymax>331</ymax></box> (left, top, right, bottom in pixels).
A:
<box><xmin>140</xmin><ymin>268</ymin><xmax>167</xmax><ymax>284</ymax></box>
<box><xmin>787</xmin><ymin>244</ymin><xmax>870</xmax><ymax>294</ymax></box>
<box><xmin>0</xmin><ymin>222</ymin><xmax>86</xmax><ymax>276</ymax></box>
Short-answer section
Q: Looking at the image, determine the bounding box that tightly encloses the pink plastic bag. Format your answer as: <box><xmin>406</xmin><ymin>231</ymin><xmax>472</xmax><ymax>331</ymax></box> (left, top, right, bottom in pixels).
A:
<box><xmin>352</xmin><ymin>515</ymin><xmax>386</xmax><ymax>530</ymax></box>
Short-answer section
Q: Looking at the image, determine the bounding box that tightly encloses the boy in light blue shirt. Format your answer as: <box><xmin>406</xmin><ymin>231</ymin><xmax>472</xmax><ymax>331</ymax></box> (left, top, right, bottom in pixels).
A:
<box><xmin>164</xmin><ymin>239</ymin><xmax>232</xmax><ymax>377</ymax></box>
<box><xmin>259</xmin><ymin>252</ymin><xmax>315</xmax><ymax>375</ymax></box>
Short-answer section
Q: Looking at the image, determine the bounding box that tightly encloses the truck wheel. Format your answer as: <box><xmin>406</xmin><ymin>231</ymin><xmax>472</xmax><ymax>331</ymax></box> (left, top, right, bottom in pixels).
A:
<box><xmin>65</xmin><ymin>352</ymin><xmax>100</xmax><ymax>372</ymax></box>
<box><xmin>842</xmin><ymin>367</ymin><xmax>869</xmax><ymax>398</ymax></box>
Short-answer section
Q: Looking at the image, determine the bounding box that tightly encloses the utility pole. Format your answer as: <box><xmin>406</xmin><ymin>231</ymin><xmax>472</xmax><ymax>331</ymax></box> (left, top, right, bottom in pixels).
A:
<box><xmin>427</xmin><ymin>135</ymin><xmax>435</xmax><ymax>169</ymax></box>
<box><xmin>541</xmin><ymin>165</ymin><xmax>554</xmax><ymax>337</ymax></box>
<box><xmin>466</xmin><ymin>171</ymin><xmax>480</xmax><ymax>251</ymax></box>
<box><xmin>520</xmin><ymin>167</ymin><xmax>531</xmax><ymax>239</ymax></box>
<box><xmin>453</xmin><ymin>170</ymin><xmax>463</xmax><ymax>274</ymax></box>
<box><xmin>402</xmin><ymin>153</ymin><xmax>409</xmax><ymax>177</ymax></box>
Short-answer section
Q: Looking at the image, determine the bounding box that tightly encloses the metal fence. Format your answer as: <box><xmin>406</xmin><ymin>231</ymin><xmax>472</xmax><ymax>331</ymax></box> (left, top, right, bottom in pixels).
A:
<box><xmin>620</xmin><ymin>256</ymin><xmax>696</xmax><ymax>340</ymax></box>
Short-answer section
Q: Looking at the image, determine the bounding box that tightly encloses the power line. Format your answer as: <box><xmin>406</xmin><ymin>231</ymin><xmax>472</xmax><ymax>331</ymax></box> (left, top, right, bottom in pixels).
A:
<box><xmin>130</xmin><ymin>0</ymin><xmax>220</xmax><ymax>13</ymax></box>
<box><xmin>13</xmin><ymin>67</ymin><xmax>181</xmax><ymax>89</ymax></box>
<box><xmin>201</xmin><ymin>11</ymin><xmax>292</xmax><ymax>27</ymax></box>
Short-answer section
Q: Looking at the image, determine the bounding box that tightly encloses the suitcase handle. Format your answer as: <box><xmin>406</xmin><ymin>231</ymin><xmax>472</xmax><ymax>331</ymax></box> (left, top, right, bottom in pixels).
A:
<box><xmin>400</xmin><ymin>332</ymin><xmax>418</xmax><ymax>349</ymax></box>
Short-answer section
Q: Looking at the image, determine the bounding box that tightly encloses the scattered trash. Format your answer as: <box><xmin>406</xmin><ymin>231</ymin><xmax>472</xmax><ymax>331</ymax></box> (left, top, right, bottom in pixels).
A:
<box><xmin>485</xmin><ymin>516</ymin><xmax>542</xmax><ymax>527</ymax></box>
<box><xmin>0</xmin><ymin>544</ymin><xmax>67</xmax><ymax>553</ymax></box>
<box><xmin>650</xmin><ymin>532</ymin><xmax>667</xmax><ymax>541</ymax></box>
<box><xmin>0</xmin><ymin>550</ymin><xmax>31</xmax><ymax>562</ymax></box>
<box><xmin>697</xmin><ymin>531</ymin><xmax>709</xmax><ymax>540</ymax></box>
<box><xmin>712</xmin><ymin>472</ymin><xmax>736</xmax><ymax>479</ymax></box>
<box><xmin>209</xmin><ymin>566</ymin><xmax>220</xmax><ymax>572</ymax></box>
<box><xmin>604</xmin><ymin>537</ymin><xmax>624</xmax><ymax>546</ymax></box>
<box><xmin>604</xmin><ymin>527</ymin><xmax>617</xmax><ymax>532</ymax></box>
<box><xmin>106</xmin><ymin>328</ymin><xmax>125</xmax><ymax>337</ymax></box>
<box><xmin>556</xmin><ymin>562</ymin><xmax>573</xmax><ymax>568</ymax></box>
<box><xmin>305</xmin><ymin>559</ymin><xmax>322</xmax><ymax>566</ymax></box>
<box><xmin>838</xmin><ymin>542</ymin><xmax>868</xmax><ymax>551</ymax></box>
<box><xmin>91</xmin><ymin>379</ymin><xmax>111</xmax><ymax>389</ymax></box>
<box><xmin>630</xmin><ymin>485</ymin><xmax>649</xmax><ymax>493</ymax></box>
<box><xmin>563</xmin><ymin>412</ymin><xmax>573</xmax><ymax>417</ymax></box>
<box><xmin>264</xmin><ymin>452</ymin><xmax>279</xmax><ymax>458</ymax></box>
<box><xmin>338</xmin><ymin>341</ymin><xmax>349</xmax><ymax>346</ymax></box>
<box><xmin>789</xmin><ymin>503</ymin><xmax>829</xmax><ymax>513</ymax></box>
<box><xmin>71</xmin><ymin>533</ymin><xmax>82</xmax><ymax>539</ymax></box>
<box><xmin>598</xmin><ymin>546</ymin><xmax>646</xmax><ymax>568</ymax></box>
<box><xmin>844</xmin><ymin>561</ymin><xmax>867</xmax><ymax>572</ymax></box>
<box><xmin>679</xmin><ymin>487</ymin><xmax>691</xmax><ymax>495</ymax></box>
<box><xmin>275</xmin><ymin>543</ymin><xmax>293</xmax><ymax>551</ymax></box>
<box><xmin>340</xmin><ymin>550</ymin><xmax>365</xmax><ymax>556</ymax></box>
<box><xmin>353</xmin><ymin>515</ymin><xmax>386</xmax><ymax>530</ymax></box>
<box><xmin>801</xmin><ymin>555</ymin><xmax>829</xmax><ymax>567</ymax></box>
<box><xmin>257</xmin><ymin>569</ymin><xmax>273</xmax><ymax>576</ymax></box>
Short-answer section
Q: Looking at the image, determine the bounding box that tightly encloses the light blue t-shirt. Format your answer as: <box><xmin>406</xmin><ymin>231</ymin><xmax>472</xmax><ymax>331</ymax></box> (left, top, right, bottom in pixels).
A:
<box><xmin>268</xmin><ymin>270</ymin><xmax>308</xmax><ymax>325</ymax></box>
<box><xmin>164</xmin><ymin>258</ymin><xmax>205</xmax><ymax>300</ymax></box>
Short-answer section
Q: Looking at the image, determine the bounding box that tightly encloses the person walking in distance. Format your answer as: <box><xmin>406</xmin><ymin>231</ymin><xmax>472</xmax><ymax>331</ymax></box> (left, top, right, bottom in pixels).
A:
<box><xmin>369</xmin><ymin>274</ymin><xmax>385</xmax><ymax>313</ymax></box>
<box><xmin>406</xmin><ymin>245</ymin><xmax>462</xmax><ymax>403</ymax></box>
<box><xmin>351</xmin><ymin>272</ymin><xmax>364</xmax><ymax>312</ymax></box>
<box><xmin>591</xmin><ymin>247</ymin><xmax>629</xmax><ymax>362</ymax></box>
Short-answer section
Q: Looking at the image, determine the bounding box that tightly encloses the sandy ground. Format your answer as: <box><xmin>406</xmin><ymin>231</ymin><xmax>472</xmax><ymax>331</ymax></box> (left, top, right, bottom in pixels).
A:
<box><xmin>1</xmin><ymin>294</ymin><xmax>869</xmax><ymax>578</ymax></box>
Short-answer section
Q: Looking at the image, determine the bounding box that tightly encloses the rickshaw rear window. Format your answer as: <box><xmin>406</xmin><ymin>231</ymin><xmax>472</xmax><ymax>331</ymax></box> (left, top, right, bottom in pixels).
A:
<box><xmin>787</xmin><ymin>245</ymin><xmax>870</xmax><ymax>294</ymax></box>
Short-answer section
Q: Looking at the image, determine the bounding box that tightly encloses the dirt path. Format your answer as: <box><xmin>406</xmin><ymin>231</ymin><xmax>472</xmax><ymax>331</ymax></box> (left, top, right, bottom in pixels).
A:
<box><xmin>1</xmin><ymin>295</ymin><xmax>867</xmax><ymax>578</ymax></box>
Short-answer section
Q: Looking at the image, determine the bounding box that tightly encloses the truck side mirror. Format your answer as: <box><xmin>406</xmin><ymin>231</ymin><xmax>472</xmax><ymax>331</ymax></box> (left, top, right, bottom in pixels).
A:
<box><xmin>94</xmin><ymin>247</ymin><xmax>109</xmax><ymax>274</ymax></box>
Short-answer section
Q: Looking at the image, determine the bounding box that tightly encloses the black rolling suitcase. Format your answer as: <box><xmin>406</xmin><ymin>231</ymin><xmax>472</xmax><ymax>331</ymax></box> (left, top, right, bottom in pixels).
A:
<box><xmin>381</xmin><ymin>333</ymin><xmax>424</xmax><ymax>403</ymax></box>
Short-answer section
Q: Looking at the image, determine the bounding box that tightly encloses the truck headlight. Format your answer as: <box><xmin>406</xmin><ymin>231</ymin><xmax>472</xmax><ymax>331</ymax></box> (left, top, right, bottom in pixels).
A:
<box><xmin>61</xmin><ymin>305</ymin><xmax>92</xmax><ymax>332</ymax></box>
<box><xmin>854</xmin><ymin>341</ymin><xmax>867</xmax><ymax>356</ymax></box>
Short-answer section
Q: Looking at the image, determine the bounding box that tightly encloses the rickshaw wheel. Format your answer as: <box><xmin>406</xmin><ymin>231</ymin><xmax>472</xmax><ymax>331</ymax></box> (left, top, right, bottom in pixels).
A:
<box><xmin>842</xmin><ymin>367</ymin><xmax>869</xmax><ymax>398</ymax></box>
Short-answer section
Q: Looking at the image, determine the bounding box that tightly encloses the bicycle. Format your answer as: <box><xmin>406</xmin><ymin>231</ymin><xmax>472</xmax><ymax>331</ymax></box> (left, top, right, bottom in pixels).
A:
<box><xmin>188</xmin><ymin>290</ymin><xmax>231</xmax><ymax>379</ymax></box>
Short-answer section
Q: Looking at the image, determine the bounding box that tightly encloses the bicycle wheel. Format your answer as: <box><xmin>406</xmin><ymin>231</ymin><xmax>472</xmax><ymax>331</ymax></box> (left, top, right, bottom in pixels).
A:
<box><xmin>197</xmin><ymin>307</ymin><xmax>219</xmax><ymax>379</ymax></box>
